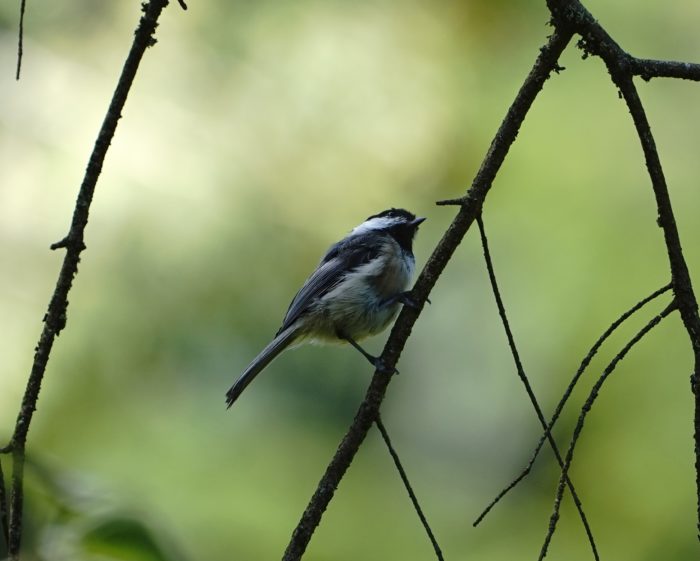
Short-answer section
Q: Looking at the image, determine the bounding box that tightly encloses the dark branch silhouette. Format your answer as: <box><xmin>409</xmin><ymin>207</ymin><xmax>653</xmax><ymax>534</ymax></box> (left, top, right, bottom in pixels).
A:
<box><xmin>6</xmin><ymin>0</ymin><xmax>700</xmax><ymax>558</ymax></box>
<box><xmin>475</xmin><ymin>214</ymin><xmax>598</xmax><ymax>559</ymax></box>
<box><xmin>375</xmin><ymin>416</ymin><xmax>444</xmax><ymax>561</ymax></box>
<box><xmin>538</xmin><ymin>301</ymin><xmax>677</xmax><ymax>559</ymax></box>
<box><xmin>1</xmin><ymin>1</ymin><xmax>177</xmax><ymax>557</ymax></box>
<box><xmin>284</xmin><ymin>1</ymin><xmax>700</xmax><ymax>558</ymax></box>
<box><xmin>545</xmin><ymin>0</ymin><xmax>700</xmax><ymax>547</ymax></box>
<box><xmin>630</xmin><ymin>58</ymin><xmax>700</xmax><ymax>82</ymax></box>
<box><xmin>15</xmin><ymin>0</ymin><xmax>27</xmax><ymax>80</ymax></box>
<box><xmin>281</xmin><ymin>26</ymin><xmax>574</xmax><ymax>561</ymax></box>
<box><xmin>474</xmin><ymin>283</ymin><xmax>672</xmax><ymax>525</ymax></box>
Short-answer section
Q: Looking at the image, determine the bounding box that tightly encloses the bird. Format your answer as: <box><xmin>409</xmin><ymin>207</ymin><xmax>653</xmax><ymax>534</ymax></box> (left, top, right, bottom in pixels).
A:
<box><xmin>225</xmin><ymin>208</ymin><xmax>425</xmax><ymax>408</ymax></box>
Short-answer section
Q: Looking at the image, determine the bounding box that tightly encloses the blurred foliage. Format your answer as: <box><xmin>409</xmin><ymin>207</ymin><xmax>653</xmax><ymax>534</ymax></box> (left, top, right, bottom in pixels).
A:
<box><xmin>1</xmin><ymin>0</ymin><xmax>699</xmax><ymax>560</ymax></box>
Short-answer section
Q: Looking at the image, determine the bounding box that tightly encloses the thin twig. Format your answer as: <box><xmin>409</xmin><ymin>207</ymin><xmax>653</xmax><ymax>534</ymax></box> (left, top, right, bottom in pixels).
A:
<box><xmin>474</xmin><ymin>214</ymin><xmax>599</xmax><ymax>559</ymax></box>
<box><xmin>475</xmin><ymin>283</ymin><xmax>672</xmax><ymax>524</ymax></box>
<box><xmin>16</xmin><ymin>0</ymin><xmax>27</xmax><ymax>80</ymax></box>
<box><xmin>375</xmin><ymin>415</ymin><xmax>444</xmax><ymax>561</ymax></box>
<box><xmin>435</xmin><ymin>198</ymin><xmax>464</xmax><ymax>207</ymax></box>
<box><xmin>630</xmin><ymin>58</ymin><xmax>700</xmax><ymax>82</ymax></box>
<box><xmin>281</xmin><ymin>26</ymin><xmax>574</xmax><ymax>561</ymax></box>
<box><xmin>3</xmin><ymin>1</ymin><xmax>175</xmax><ymax>557</ymax></box>
<box><xmin>538</xmin><ymin>302</ymin><xmax>677</xmax><ymax>559</ymax></box>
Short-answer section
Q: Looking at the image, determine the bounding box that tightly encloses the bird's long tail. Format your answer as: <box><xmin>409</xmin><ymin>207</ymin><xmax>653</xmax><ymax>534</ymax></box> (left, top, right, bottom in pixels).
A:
<box><xmin>226</xmin><ymin>326</ymin><xmax>299</xmax><ymax>408</ymax></box>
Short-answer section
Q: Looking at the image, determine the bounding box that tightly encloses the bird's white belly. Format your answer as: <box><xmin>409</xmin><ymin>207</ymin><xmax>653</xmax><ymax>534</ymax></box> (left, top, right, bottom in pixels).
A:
<box><xmin>306</xmin><ymin>247</ymin><xmax>414</xmax><ymax>342</ymax></box>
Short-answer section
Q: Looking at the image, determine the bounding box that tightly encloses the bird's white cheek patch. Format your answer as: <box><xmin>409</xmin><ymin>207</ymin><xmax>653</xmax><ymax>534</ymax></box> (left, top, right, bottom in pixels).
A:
<box><xmin>350</xmin><ymin>216</ymin><xmax>400</xmax><ymax>236</ymax></box>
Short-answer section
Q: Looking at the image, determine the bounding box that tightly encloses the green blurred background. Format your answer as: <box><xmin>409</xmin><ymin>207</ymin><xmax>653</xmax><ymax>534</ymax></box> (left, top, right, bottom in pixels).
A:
<box><xmin>1</xmin><ymin>0</ymin><xmax>699</xmax><ymax>559</ymax></box>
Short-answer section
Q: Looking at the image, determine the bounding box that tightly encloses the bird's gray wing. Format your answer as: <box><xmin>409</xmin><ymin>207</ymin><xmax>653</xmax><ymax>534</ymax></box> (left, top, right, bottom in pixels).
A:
<box><xmin>276</xmin><ymin>234</ymin><xmax>380</xmax><ymax>335</ymax></box>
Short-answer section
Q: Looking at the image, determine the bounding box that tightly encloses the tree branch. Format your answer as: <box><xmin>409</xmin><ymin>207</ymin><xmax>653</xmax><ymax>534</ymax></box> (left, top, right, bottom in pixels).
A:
<box><xmin>538</xmin><ymin>302</ymin><xmax>677</xmax><ymax>559</ymax></box>
<box><xmin>474</xmin><ymin>214</ymin><xmax>598</xmax><ymax>559</ymax></box>
<box><xmin>15</xmin><ymin>0</ymin><xmax>27</xmax><ymax>80</ymax></box>
<box><xmin>630</xmin><ymin>58</ymin><xmax>700</xmax><ymax>82</ymax></box>
<box><xmin>614</xmin><ymin>67</ymin><xmax>700</xmax><ymax>543</ymax></box>
<box><xmin>2</xmin><ymin>1</ymin><xmax>176</xmax><ymax>557</ymax></box>
<box><xmin>546</xmin><ymin>0</ymin><xmax>700</xmax><ymax>545</ymax></box>
<box><xmin>281</xmin><ymin>25</ymin><xmax>574</xmax><ymax>561</ymax></box>
<box><xmin>475</xmin><ymin>283</ymin><xmax>672</xmax><ymax>525</ymax></box>
<box><xmin>375</xmin><ymin>416</ymin><xmax>444</xmax><ymax>561</ymax></box>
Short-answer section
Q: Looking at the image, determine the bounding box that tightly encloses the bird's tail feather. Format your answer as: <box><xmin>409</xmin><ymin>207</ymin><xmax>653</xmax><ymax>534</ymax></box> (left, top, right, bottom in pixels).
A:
<box><xmin>226</xmin><ymin>326</ymin><xmax>299</xmax><ymax>408</ymax></box>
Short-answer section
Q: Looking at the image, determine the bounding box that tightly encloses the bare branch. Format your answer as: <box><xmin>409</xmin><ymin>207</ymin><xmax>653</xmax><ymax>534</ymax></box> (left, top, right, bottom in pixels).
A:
<box><xmin>15</xmin><ymin>0</ymin><xmax>27</xmax><ymax>80</ymax></box>
<box><xmin>538</xmin><ymin>302</ymin><xmax>677</xmax><ymax>559</ymax></box>
<box><xmin>474</xmin><ymin>214</ymin><xmax>599</xmax><ymax>558</ymax></box>
<box><xmin>2</xmin><ymin>1</ymin><xmax>177</xmax><ymax>557</ymax></box>
<box><xmin>613</xmin><ymin>69</ymin><xmax>700</xmax><ymax>545</ymax></box>
<box><xmin>631</xmin><ymin>58</ymin><xmax>700</xmax><ymax>82</ymax></box>
<box><xmin>375</xmin><ymin>416</ymin><xmax>444</xmax><ymax>561</ymax></box>
<box><xmin>281</xmin><ymin>26</ymin><xmax>574</xmax><ymax>561</ymax></box>
<box><xmin>435</xmin><ymin>198</ymin><xmax>464</xmax><ymax>207</ymax></box>
<box><xmin>546</xmin><ymin>0</ymin><xmax>700</xmax><ymax>541</ymax></box>
<box><xmin>475</xmin><ymin>283</ymin><xmax>672</xmax><ymax>523</ymax></box>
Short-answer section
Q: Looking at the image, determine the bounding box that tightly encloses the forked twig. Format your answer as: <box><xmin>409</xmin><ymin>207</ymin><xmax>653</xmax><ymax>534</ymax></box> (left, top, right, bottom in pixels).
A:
<box><xmin>474</xmin><ymin>283</ymin><xmax>672</xmax><ymax>524</ymax></box>
<box><xmin>474</xmin><ymin>214</ymin><xmax>598</xmax><ymax>559</ymax></box>
<box><xmin>375</xmin><ymin>416</ymin><xmax>444</xmax><ymax>561</ymax></box>
<box><xmin>547</xmin><ymin>0</ymin><xmax>700</xmax><ymax>542</ymax></box>
<box><xmin>538</xmin><ymin>301</ymin><xmax>677</xmax><ymax>559</ymax></box>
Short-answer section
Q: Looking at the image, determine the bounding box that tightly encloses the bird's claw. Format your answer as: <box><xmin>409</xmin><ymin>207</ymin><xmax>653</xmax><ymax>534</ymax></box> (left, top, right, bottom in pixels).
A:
<box><xmin>372</xmin><ymin>357</ymin><xmax>399</xmax><ymax>375</ymax></box>
<box><xmin>396</xmin><ymin>291</ymin><xmax>420</xmax><ymax>310</ymax></box>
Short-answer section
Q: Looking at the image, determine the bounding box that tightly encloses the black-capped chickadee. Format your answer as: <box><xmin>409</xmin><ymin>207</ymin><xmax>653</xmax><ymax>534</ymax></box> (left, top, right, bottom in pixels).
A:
<box><xmin>225</xmin><ymin>208</ymin><xmax>425</xmax><ymax>408</ymax></box>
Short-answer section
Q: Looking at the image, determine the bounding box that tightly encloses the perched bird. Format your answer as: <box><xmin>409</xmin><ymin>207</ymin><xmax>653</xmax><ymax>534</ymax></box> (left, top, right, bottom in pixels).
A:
<box><xmin>225</xmin><ymin>208</ymin><xmax>425</xmax><ymax>408</ymax></box>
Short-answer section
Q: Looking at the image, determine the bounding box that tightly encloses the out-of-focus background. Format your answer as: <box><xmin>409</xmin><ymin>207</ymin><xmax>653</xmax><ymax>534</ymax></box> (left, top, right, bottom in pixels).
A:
<box><xmin>1</xmin><ymin>1</ymin><xmax>699</xmax><ymax>559</ymax></box>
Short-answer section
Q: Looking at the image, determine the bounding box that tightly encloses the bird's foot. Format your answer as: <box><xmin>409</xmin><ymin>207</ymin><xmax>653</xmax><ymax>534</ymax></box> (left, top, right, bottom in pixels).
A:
<box><xmin>339</xmin><ymin>331</ymin><xmax>399</xmax><ymax>375</ymax></box>
<box><xmin>392</xmin><ymin>290</ymin><xmax>430</xmax><ymax>309</ymax></box>
<box><xmin>371</xmin><ymin>356</ymin><xmax>399</xmax><ymax>375</ymax></box>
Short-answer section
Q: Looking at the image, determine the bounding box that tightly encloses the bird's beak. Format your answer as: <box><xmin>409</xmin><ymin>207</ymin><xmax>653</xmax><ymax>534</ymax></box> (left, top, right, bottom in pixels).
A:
<box><xmin>411</xmin><ymin>217</ymin><xmax>426</xmax><ymax>227</ymax></box>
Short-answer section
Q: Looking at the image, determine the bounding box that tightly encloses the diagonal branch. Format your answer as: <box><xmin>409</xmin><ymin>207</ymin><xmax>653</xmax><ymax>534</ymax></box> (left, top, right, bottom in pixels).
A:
<box><xmin>538</xmin><ymin>302</ymin><xmax>677</xmax><ymax>559</ymax></box>
<box><xmin>2</xmin><ymin>1</ymin><xmax>176</xmax><ymax>557</ymax></box>
<box><xmin>281</xmin><ymin>25</ymin><xmax>574</xmax><ymax>561</ymax></box>
<box><xmin>474</xmin><ymin>214</ymin><xmax>598</xmax><ymax>559</ymax></box>
<box><xmin>375</xmin><ymin>416</ymin><xmax>444</xmax><ymax>561</ymax></box>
